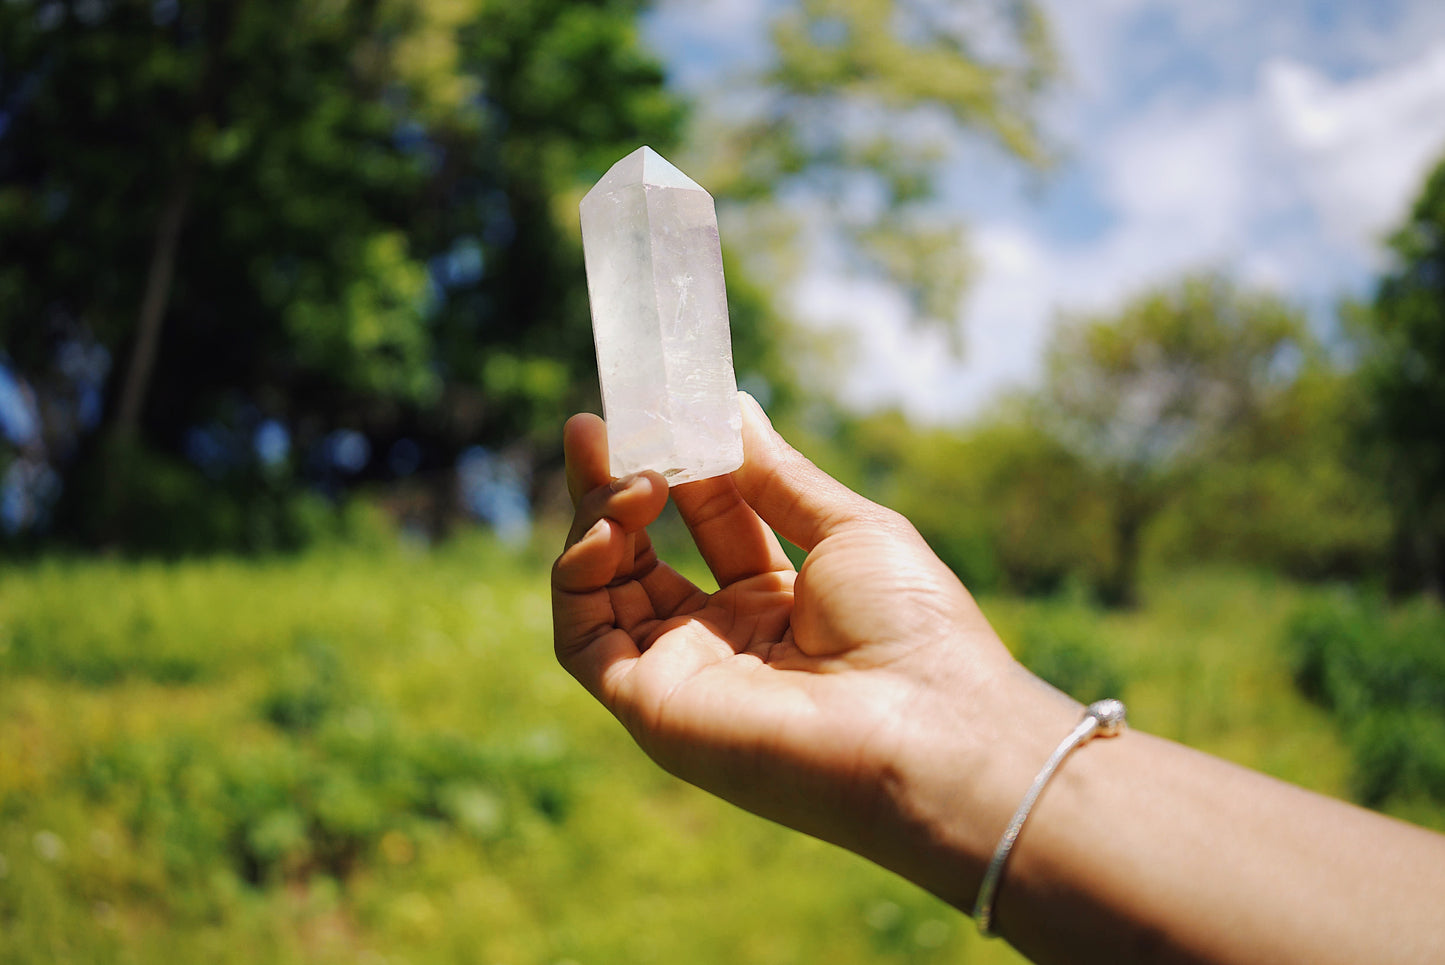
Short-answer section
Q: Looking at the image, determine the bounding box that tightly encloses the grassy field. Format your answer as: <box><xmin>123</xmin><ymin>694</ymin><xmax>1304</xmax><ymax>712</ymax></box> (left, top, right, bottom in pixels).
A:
<box><xmin>1</xmin><ymin>532</ymin><xmax>1437</xmax><ymax>964</ymax></box>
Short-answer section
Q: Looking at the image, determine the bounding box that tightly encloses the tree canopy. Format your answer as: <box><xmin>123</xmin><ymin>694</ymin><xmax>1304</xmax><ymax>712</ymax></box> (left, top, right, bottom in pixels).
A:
<box><xmin>692</xmin><ymin>0</ymin><xmax>1058</xmax><ymax>352</ymax></box>
<box><xmin>0</xmin><ymin>0</ymin><xmax>1072</xmax><ymax>552</ymax></box>
<box><xmin>1357</xmin><ymin>154</ymin><xmax>1445</xmax><ymax>596</ymax></box>
<box><xmin>1037</xmin><ymin>276</ymin><xmax>1314</xmax><ymax>604</ymax></box>
<box><xmin>0</xmin><ymin>0</ymin><xmax>683</xmax><ymax>549</ymax></box>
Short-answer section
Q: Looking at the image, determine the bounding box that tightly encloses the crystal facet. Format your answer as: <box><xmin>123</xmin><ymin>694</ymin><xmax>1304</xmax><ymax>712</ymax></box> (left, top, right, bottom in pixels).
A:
<box><xmin>579</xmin><ymin>146</ymin><xmax>743</xmax><ymax>485</ymax></box>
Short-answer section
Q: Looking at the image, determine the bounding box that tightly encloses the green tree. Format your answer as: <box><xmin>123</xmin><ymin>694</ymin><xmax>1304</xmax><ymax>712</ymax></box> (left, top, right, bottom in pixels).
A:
<box><xmin>0</xmin><ymin>1</ymin><xmax>446</xmax><ymax>429</ymax></box>
<box><xmin>0</xmin><ymin>0</ymin><xmax>469</xmax><ymax>547</ymax></box>
<box><xmin>1356</xmin><ymin>155</ymin><xmax>1445</xmax><ymax>597</ymax></box>
<box><xmin>1039</xmin><ymin>275</ymin><xmax>1312</xmax><ymax>606</ymax></box>
<box><xmin>689</xmin><ymin>0</ymin><xmax>1058</xmax><ymax>360</ymax></box>
<box><xmin>0</xmin><ymin>0</ymin><xmax>682</xmax><ymax>549</ymax></box>
<box><xmin>1150</xmin><ymin>361</ymin><xmax>1390</xmax><ymax>581</ymax></box>
<box><xmin>420</xmin><ymin>0</ymin><xmax>685</xmax><ymax>447</ymax></box>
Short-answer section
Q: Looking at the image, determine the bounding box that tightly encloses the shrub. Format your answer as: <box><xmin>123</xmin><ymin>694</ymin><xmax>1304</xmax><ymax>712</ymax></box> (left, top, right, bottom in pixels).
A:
<box><xmin>258</xmin><ymin>638</ymin><xmax>351</xmax><ymax>733</ymax></box>
<box><xmin>71</xmin><ymin>638</ymin><xmax>581</xmax><ymax>891</ymax></box>
<box><xmin>1285</xmin><ymin>592</ymin><xmax>1445</xmax><ymax>806</ymax></box>
<box><xmin>1</xmin><ymin>570</ymin><xmax>207</xmax><ymax>685</ymax></box>
<box><xmin>1015</xmin><ymin>601</ymin><xmax>1126</xmax><ymax>704</ymax></box>
<box><xmin>55</xmin><ymin>437</ymin><xmax>390</xmax><ymax>557</ymax></box>
<box><xmin>1350</xmin><ymin>710</ymin><xmax>1445</xmax><ymax>807</ymax></box>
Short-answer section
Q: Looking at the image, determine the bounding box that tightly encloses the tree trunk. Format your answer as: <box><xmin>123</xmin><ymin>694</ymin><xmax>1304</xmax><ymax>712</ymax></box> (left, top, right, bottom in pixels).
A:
<box><xmin>113</xmin><ymin>162</ymin><xmax>195</xmax><ymax>441</ymax></box>
<box><xmin>1102</xmin><ymin>488</ymin><xmax>1146</xmax><ymax>609</ymax></box>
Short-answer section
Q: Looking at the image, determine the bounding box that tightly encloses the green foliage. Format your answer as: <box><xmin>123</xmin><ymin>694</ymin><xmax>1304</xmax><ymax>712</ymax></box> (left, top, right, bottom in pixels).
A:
<box><xmin>280</xmin><ymin>232</ymin><xmax>438</xmax><ymax>404</ymax></box>
<box><xmin>1354</xmin><ymin>154</ymin><xmax>1445</xmax><ymax>594</ymax></box>
<box><xmin>806</xmin><ymin>274</ymin><xmax>1393</xmax><ymax>607</ymax></box>
<box><xmin>260</xmin><ymin>639</ymin><xmax>355</xmax><ymax>733</ymax></box>
<box><xmin>1014</xmin><ymin>600</ymin><xmax>1127</xmax><ymax>704</ymax></box>
<box><xmin>812</xmin><ymin>410</ymin><xmax>1000</xmax><ymax>592</ymax></box>
<box><xmin>1045</xmin><ymin>276</ymin><xmax>1309</xmax><ymax>467</ymax></box>
<box><xmin>2</xmin><ymin>539</ymin><xmax>1006</xmax><ymax>965</ymax></box>
<box><xmin>951</xmin><ymin>419</ymin><xmax>1112</xmax><ymax>596</ymax></box>
<box><xmin>1348</xmin><ymin>711</ymin><xmax>1445</xmax><ymax>810</ymax></box>
<box><xmin>812</xmin><ymin>288</ymin><xmax>1390</xmax><ymax>604</ymax></box>
<box><xmin>77</xmin><ymin>648</ymin><xmax>577</xmax><ymax>890</ymax></box>
<box><xmin>1149</xmin><ymin>365</ymin><xmax>1391</xmax><ymax>581</ymax></box>
<box><xmin>6</xmin><ymin>544</ymin><xmax>1442</xmax><ymax>963</ymax></box>
<box><xmin>0</xmin><ymin>0</ymin><xmax>443</xmax><ymax>396</ymax></box>
<box><xmin>426</xmin><ymin>0</ymin><xmax>687</xmax><ymax>443</ymax></box>
<box><xmin>811</xmin><ymin>405</ymin><xmax>1114</xmax><ymax>597</ymax></box>
<box><xmin>695</xmin><ymin>0</ymin><xmax>1058</xmax><ymax>365</ymax></box>
<box><xmin>0</xmin><ymin>0</ymin><xmax>687</xmax><ymax>551</ymax></box>
<box><xmin>1039</xmin><ymin>275</ymin><xmax>1325</xmax><ymax>605</ymax></box>
<box><xmin>1287</xmin><ymin>592</ymin><xmax>1445</xmax><ymax>806</ymax></box>
<box><xmin>48</xmin><ymin>437</ymin><xmax>383</xmax><ymax>559</ymax></box>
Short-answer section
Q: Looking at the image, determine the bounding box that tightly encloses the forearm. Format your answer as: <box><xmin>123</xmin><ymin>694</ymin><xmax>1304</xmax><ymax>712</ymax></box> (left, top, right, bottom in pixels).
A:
<box><xmin>1006</xmin><ymin>730</ymin><xmax>1445</xmax><ymax>963</ymax></box>
<box><xmin>887</xmin><ymin>676</ymin><xmax>1445</xmax><ymax>964</ymax></box>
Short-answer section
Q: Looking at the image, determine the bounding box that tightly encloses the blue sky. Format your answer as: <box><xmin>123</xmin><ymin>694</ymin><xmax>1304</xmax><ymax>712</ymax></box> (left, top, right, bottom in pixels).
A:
<box><xmin>645</xmin><ymin>0</ymin><xmax>1445</xmax><ymax>421</ymax></box>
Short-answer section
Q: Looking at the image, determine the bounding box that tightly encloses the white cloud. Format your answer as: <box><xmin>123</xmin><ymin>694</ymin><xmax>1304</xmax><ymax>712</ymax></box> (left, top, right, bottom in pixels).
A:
<box><xmin>1096</xmin><ymin>100</ymin><xmax>1254</xmax><ymax>261</ymax></box>
<box><xmin>1265</xmin><ymin>46</ymin><xmax>1445</xmax><ymax>252</ymax></box>
<box><xmin>788</xmin><ymin>15</ymin><xmax>1445</xmax><ymax>423</ymax></box>
<box><xmin>643</xmin><ymin>1</ymin><xmax>1445</xmax><ymax>422</ymax></box>
<box><xmin>788</xmin><ymin>274</ymin><xmax>955</xmax><ymax>411</ymax></box>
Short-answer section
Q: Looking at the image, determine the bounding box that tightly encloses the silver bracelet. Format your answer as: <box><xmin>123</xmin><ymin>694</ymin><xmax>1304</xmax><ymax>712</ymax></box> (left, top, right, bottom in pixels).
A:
<box><xmin>972</xmin><ymin>698</ymin><xmax>1127</xmax><ymax>937</ymax></box>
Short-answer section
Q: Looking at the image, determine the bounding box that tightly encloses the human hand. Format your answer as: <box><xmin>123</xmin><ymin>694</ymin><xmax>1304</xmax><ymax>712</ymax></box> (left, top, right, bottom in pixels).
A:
<box><xmin>551</xmin><ymin>393</ymin><xmax>1076</xmax><ymax>900</ymax></box>
<box><xmin>554</xmin><ymin>394</ymin><xmax>1445</xmax><ymax>961</ymax></box>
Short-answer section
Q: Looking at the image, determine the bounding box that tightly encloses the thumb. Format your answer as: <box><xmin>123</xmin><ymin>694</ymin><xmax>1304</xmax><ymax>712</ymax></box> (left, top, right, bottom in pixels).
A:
<box><xmin>732</xmin><ymin>392</ymin><xmax>886</xmax><ymax>552</ymax></box>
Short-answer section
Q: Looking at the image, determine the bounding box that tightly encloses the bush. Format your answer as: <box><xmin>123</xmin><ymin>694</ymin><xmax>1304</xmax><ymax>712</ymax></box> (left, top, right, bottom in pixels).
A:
<box><xmin>63</xmin><ymin>632</ymin><xmax>581</xmax><ymax>893</ymax></box>
<box><xmin>1</xmin><ymin>565</ymin><xmax>207</xmax><ymax>685</ymax></box>
<box><xmin>1014</xmin><ymin>600</ymin><xmax>1126</xmax><ymax>704</ymax></box>
<box><xmin>55</xmin><ymin>437</ymin><xmax>389</xmax><ymax>557</ymax></box>
<box><xmin>258</xmin><ymin>638</ymin><xmax>352</xmax><ymax>733</ymax></box>
<box><xmin>1350</xmin><ymin>710</ymin><xmax>1445</xmax><ymax>807</ymax></box>
<box><xmin>1286</xmin><ymin>592</ymin><xmax>1445</xmax><ymax>806</ymax></box>
<box><xmin>76</xmin><ymin>707</ymin><xmax>577</xmax><ymax>891</ymax></box>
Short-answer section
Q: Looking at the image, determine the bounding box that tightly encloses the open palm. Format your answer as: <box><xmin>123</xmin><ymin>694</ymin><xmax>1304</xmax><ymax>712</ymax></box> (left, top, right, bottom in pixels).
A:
<box><xmin>551</xmin><ymin>394</ymin><xmax>1014</xmax><ymax>854</ymax></box>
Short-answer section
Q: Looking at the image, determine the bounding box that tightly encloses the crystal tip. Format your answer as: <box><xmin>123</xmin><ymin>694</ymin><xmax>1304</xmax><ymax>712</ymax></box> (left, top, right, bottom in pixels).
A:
<box><xmin>586</xmin><ymin>145</ymin><xmax>706</xmax><ymax>196</ymax></box>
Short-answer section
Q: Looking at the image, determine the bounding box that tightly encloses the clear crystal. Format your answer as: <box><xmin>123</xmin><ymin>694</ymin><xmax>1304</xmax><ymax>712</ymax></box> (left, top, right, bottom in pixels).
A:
<box><xmin>579</xmin><ymin>146</ymin><xmax>743</xmax><ymax>485</ymax></box>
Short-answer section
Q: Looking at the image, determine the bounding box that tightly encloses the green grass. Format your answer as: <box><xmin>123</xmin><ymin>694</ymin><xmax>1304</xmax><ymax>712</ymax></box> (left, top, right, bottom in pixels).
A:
<box><xmin>1</xmin><ymin>541</ymin><xmax>1438</xmax><ymax>964</ymax></box>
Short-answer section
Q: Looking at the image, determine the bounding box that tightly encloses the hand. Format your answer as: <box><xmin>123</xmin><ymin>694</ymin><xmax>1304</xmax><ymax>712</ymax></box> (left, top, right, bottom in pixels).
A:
<box><xmin>553</xmin><ymin>394</ymin><xmax>1445</xmax><ymax>962</ymax></box>
<box><xmin>551</xmin><ymin>393</ymin><xmax>1073</xmax><ymax>894</ymax></box>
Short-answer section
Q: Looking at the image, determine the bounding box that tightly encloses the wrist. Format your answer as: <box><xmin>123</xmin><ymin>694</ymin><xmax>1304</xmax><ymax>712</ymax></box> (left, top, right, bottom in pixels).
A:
<box><xmin>872</xmin><ymin>657</ymin><xmax>1083</xmax><ymax>911</ymax></box>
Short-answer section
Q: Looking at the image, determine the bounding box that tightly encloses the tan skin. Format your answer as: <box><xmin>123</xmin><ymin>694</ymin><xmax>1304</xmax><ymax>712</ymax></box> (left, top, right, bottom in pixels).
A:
<box><xmin>552</xmin><ymin>392</ymin><xmax>1445</xmax><ymax>964</ymax></box>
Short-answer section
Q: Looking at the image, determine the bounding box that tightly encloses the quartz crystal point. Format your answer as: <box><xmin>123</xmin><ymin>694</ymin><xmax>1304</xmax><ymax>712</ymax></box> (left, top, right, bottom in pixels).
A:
<box><xmin>579</xmin><ymin>146</ymin><xmax>743</xmax><ymax>485</ymax></box>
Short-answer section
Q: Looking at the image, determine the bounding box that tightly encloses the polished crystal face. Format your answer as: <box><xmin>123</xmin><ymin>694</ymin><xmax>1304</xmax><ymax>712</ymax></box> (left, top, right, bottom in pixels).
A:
<box><xmin>579</xmin><ymin>146</ymin><xmax>743</xmax><ymax>485</ymax></box>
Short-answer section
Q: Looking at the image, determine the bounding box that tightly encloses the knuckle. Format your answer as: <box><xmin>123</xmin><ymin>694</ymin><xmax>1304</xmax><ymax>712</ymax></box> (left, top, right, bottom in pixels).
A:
<box><xmin>686</xmin><ymin>484</ymin><xmax>747</xmax><ymax>527</ymax></box>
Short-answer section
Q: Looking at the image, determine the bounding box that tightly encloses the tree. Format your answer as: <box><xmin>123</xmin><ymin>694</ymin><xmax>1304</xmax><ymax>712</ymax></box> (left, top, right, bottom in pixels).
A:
<box><xmin>0</xmin><ymin>0</ymin><xmax>1064</xmax><ymax>552</ymax></box>
<box><xmin>0</xmin><ymin>1</ymin><xmax>446</xmax><ymax>420</ymax></box>
<box><xmin>1039</xmin><ymin>275</ymin><xmax>1312</xmax><ymax>606</ymax></box>
<box><xmin>0</xmin><ymin>0</ymin><xmax>683</xmax><ymax>550</ymax></box>
<box><xmin>0</xmin><ymin>0</ymin><xmax>467</xmax><ymax>546</ymax></box>
<box><xmin>687</xmin><ymin>0</ymin><xmax>1058</xmax><ymax>363</ymax></box>
<box><xmin>1149</xmin><ymin>359</ymin><xmax>1391</xmax><ymax>582</ymax></box>
<box><xmin>1357</xmin><ymin>155</ymin><xmax>1445</xmax><ymax>597</ymax></box>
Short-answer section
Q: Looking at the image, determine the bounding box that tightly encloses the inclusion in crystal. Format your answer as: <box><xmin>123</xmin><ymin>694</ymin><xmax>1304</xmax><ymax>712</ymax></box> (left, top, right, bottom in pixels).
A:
<box><xmin>579</xmin><ymin>146</ymin><xmax>743</xmax><ymax>485</ymax></box>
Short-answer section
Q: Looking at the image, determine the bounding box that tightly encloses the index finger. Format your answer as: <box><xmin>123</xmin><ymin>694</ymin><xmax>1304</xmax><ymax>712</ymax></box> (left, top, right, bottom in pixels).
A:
<box><xmin>561</xmin><ymin>414</ymin><xmax>669</xmax><ymax>550</ymax></box>
<box><xmin>565</xmin><ymin>413</ymin><xmax>610</xmax><ymax>507</ymax></box>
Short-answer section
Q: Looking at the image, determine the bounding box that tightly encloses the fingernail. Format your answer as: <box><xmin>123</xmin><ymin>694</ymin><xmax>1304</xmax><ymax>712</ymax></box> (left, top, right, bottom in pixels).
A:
<box><xmin>739</xmin><ymin>391</ymin><xmax>774</xmax><ymax>429</ymax></box>
<box><xmin>583</xmin><ymin>518</ymin><xmax>609</xmax><ymax>543</ymax></box>
<box><xmin>610</xmin><ymin>473</ymin><xmax>642</xmax><ymax>493</ymax></box>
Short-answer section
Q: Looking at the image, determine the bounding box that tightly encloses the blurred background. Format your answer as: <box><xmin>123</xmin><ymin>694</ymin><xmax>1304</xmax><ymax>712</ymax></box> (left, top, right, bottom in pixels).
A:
<box><xmin>3</xmin><ymin>1</ymin><xmax>1444</xmax><ymax>962</ymax></box>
